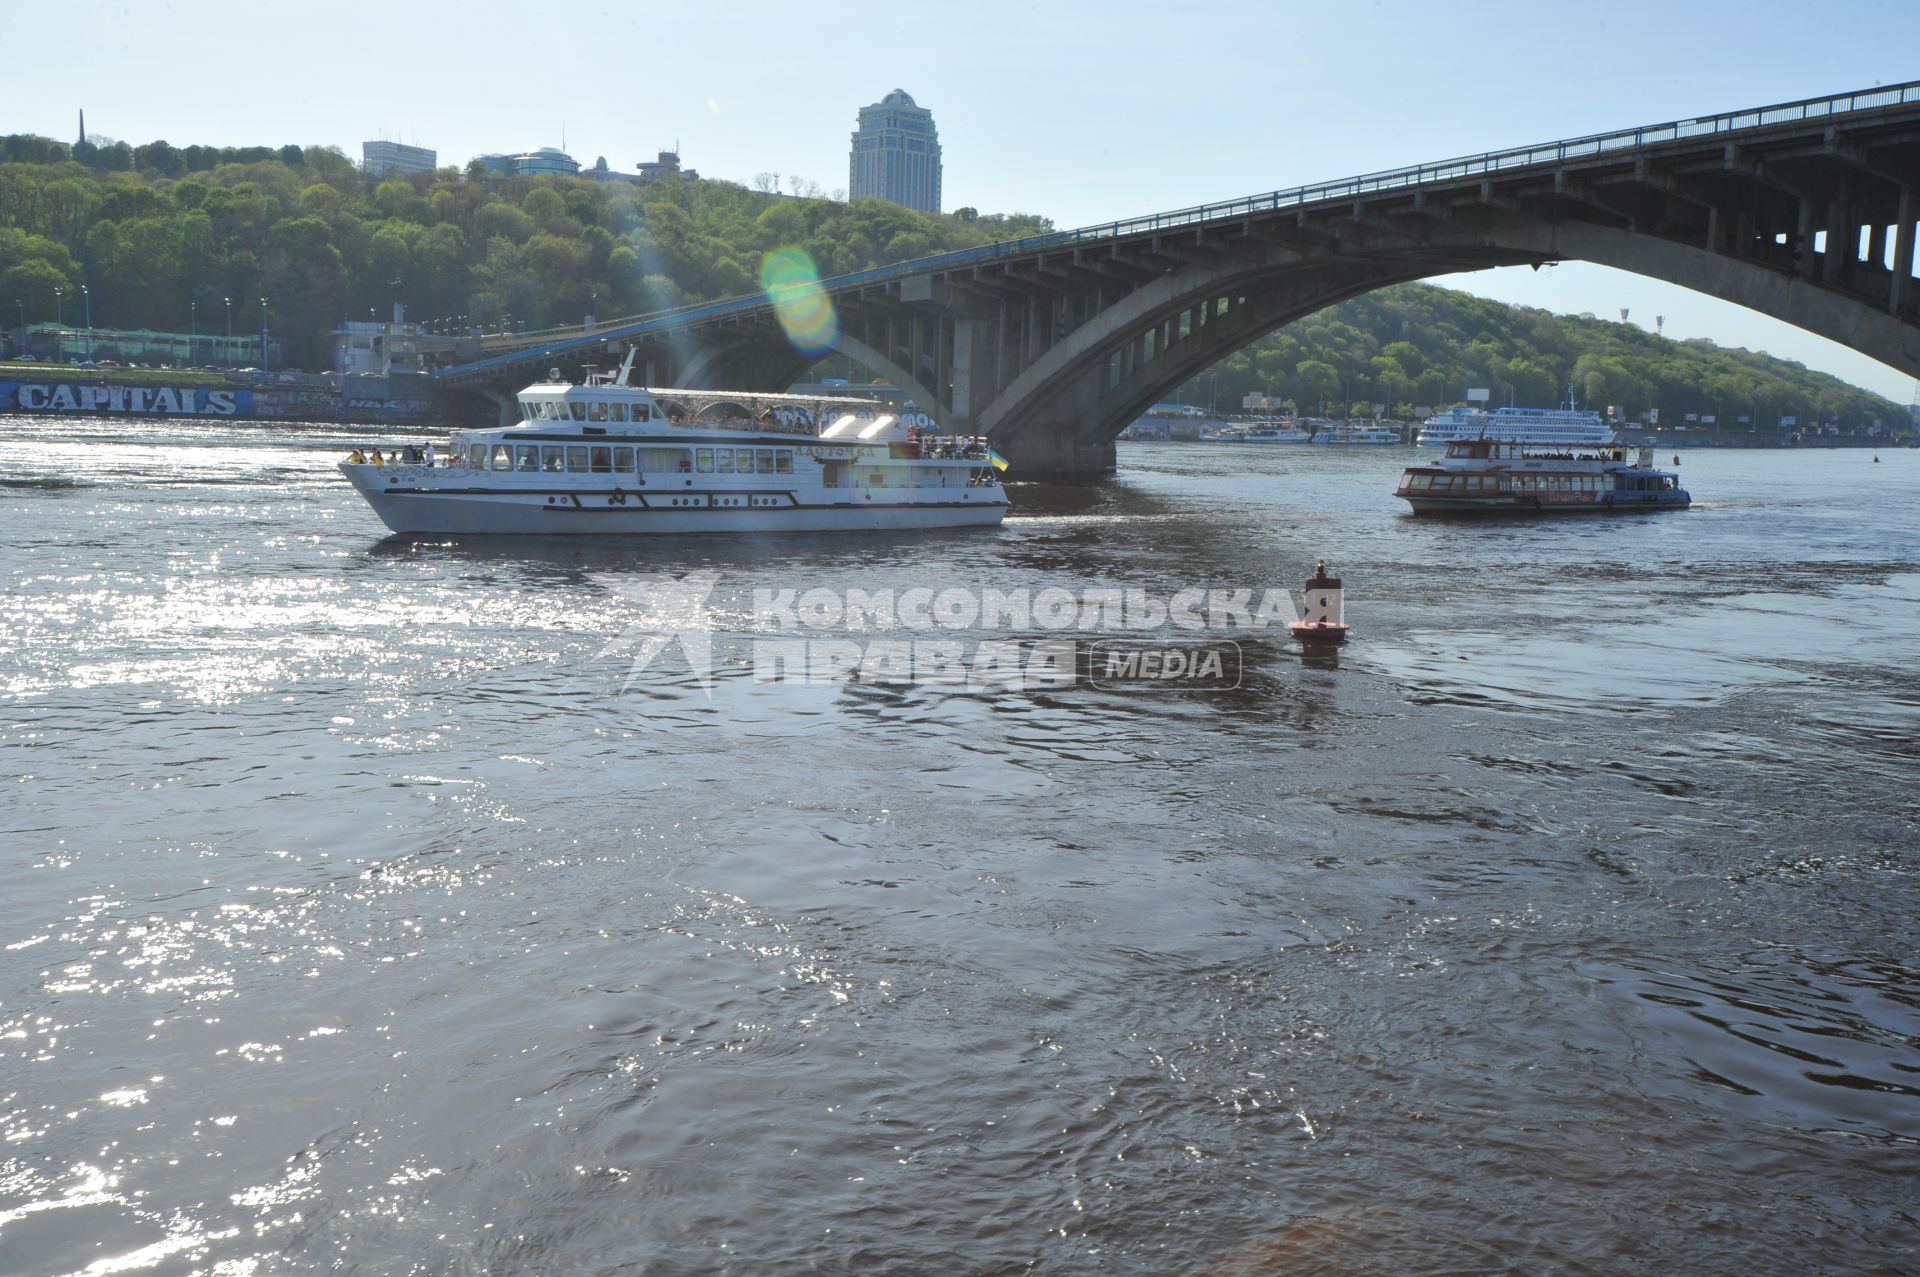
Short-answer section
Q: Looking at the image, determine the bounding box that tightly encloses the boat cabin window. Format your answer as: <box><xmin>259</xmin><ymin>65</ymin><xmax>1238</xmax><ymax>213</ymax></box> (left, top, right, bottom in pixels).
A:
<box><xmin>717</xmin><ymin>449</ymin><xmax>735</xmax><ymax>474</ymax></box>
<box><xmin>610</xmin><ymin>403</ymin><xmax>628</xmax><ymax>423</ymax></box>
<box><xmin>567</xmin><ymin>446</ymin><xmax>589</xmax><ymax>472</ymax></box>
<box><xmin>542</xmin><ymin>446</ymin><xmax>565</xmax><ymax>472</ymax></box>
<box><xmin>635</xmin><ymin>447</ymin><xmax>687</xmax><ymax>474</ymax></box>
<box><xmin>569</xmin><ymin>403</ymin><xmax>586</xmax><ymax>421</ymax></box>
<box><xmin>634</xmin><ymin>404</ymin><xmax>652</xmax><ymax>422</ymax></box>
<box><xmin>491</xmin><ymin>444</ymin><xmax>512</xmax><ymax>471</ymax></box>
<box><xmin>589</xmin><ymin>402</ymin><xmax>608</xmax><ymax>422</ymax></box>
<box><xmin>776</xmin><ymin>449</ymin><xmax>793</xmax><ymax>474</ymax></box>
<box><xmin>614</xmin><ymin>447</ymin><xmax>635</xmax><ymax>473</ymax></box>
<box><xmin>591</xmin><ymin>447</ymin><xmax>613</xmax><ymax>473</ymax></box>
<box><xmin>756</xmin><ymin>448</ymin><xmax>775</xmax><ymax>474</ymax></box>
<box><xmin>516</xmin><ymin>445</ymin><xmax>538</xmax><ymax>471</ymax></box>
<box><xmin>696</xmin><ymin>448</ymin><xmax>714</xmax><ymax>473</ymax></box>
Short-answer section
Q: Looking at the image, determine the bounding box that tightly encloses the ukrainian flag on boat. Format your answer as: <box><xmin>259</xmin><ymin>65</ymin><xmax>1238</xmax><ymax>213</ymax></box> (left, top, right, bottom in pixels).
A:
<box><xmin>987</xmin><ymin>446</ymin><xmax>1010</xmax><ymax>472</ymax></box>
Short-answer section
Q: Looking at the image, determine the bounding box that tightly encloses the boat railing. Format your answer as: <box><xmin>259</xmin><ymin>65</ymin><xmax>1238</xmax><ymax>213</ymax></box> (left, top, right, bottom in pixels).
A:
<box><xmin>910</xmin><ymin>434</ymin><xmax>991</xmax><ymax>460</ymax></box>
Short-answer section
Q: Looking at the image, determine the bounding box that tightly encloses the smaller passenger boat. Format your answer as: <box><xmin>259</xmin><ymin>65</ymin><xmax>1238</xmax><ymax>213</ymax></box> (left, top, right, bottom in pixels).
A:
<box><xmin>1311</xmin><ymin>424</ymin><xmax>1401</xmax><ymax>445</ymax></box>
<box><xmin>1203</xmin><ymin>419</ymin><xmax>1311</xmax><ymax>443</ymax></box>
<box><xmin>1394</xmin><ymin>438</ymin><xmax>1690</xmax><ymax>515</ymax></box>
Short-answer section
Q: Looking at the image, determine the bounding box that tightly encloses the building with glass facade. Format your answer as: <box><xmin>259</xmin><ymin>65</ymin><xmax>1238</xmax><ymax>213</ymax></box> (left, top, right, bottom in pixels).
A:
<box><xmin>514</xmin><ymin>148</ymin><xmax>580</xmax><ymax>177</ymax></box>
<box><xmin>849</xmin><ymin>90</ymin><xmax>942</xmax><ymax>213</ymax></box>
<box><xmin>362</xmin><ymin>140</ymin><xmax>437</xmax><ymax>177</ymax></box>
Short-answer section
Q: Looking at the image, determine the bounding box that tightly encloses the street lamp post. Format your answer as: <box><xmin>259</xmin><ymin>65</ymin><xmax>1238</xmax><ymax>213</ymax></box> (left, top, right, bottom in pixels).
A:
<box><xmin>259</xmin><ymin>296</ymin><xmax>268</xmax><ymax>371</ymax></box>
<box><xmin>190</xmin><ymin>300</ymin><xmax>197</xmax><ymax>366</ymax></box>
<box><xmin>81</xmin><ymin>284</ymin><xmax>90</xmax><ymax>358</ymax></box>
<box><xmin>54</xmin><ymin>287</ymin><xmax>63</xmax><ymax>327</ymax></box>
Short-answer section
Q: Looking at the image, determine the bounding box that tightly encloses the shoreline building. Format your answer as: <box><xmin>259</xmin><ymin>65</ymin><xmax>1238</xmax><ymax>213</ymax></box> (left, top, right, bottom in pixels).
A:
<box><xmin>362</xmin><ymin>140</ymin><xmax>437</xmax><ymax>177</ymax></box>
<box><xmin>332</xmin><ymin>304</ymin><xmax>429</xmax><ymax>377</ymax></box>
<box><xmin>849</xmin><ymin>90</ymin><xmax>941</xmax><ymax>213</ymax></box>
<box><xmin>475</xmin><ymin>147</ymin><xmax>581</xmax><ymax>178</ymax></box>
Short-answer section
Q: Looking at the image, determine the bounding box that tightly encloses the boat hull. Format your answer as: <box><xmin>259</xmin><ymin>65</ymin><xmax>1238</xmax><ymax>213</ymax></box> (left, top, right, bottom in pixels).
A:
<box><xmin>1398</xmin><ymin>493</ymin><xmax>1690</xmax><ymax>516</ymax></box>
<box><xmin>345</xmin><ymin>467</ymin><xmax>1007</xmax><ymax>535</ymax></box>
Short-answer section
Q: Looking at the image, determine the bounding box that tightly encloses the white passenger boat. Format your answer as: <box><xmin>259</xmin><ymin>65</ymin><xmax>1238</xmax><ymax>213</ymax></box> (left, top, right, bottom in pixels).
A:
<box><xmin>1204</xmin><ymin>419</ymin><xmax>1311</xmax><ymax>443</ymax></box>
<box><xmin>1417</xmin><ymin>404</ymin><xmax>1616</xmax><ymax>447</ymax></box>
<box><xmin>1311</xmin><ymin>424</ymin><xmax>1401</xmax><ymax>445</ymax></box>
<box><xmin>1394</xmin><ymin>438</ymin><xmax>1690</xmax><ymax>515</ymax></box>
<box><xmin>340</xmin><ymin>355</ymin><xmax>1008</xmax><ymax>535</ymax></box>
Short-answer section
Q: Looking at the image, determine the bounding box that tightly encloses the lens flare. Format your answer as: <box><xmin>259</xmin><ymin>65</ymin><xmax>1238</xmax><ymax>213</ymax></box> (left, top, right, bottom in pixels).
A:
<box><xmin>760</xmin><ymin>248</ymin><xmax>839</xmax><ymax>357</ymax></box>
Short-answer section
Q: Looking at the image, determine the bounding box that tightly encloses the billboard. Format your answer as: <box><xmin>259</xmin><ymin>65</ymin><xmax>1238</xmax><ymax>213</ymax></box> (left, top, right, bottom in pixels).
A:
<box><xmin>0</xmin><ymin>382</ymin><xmax>254</xmax><ymax>417</ymax></box>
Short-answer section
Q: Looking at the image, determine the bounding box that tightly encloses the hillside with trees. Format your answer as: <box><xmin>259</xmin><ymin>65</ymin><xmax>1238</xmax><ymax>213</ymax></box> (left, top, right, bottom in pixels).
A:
<box><xmin>0</xmin><ymin>134</ymin><xmax>1050</xmax><ymax>370</ymax></box>
<box><xmin>0</xmin><ymin>131</ymin><xmax>1905</xmax><ymax>430</ymax></box>
<box><xmin>1166</xmin><ymin>283</ymin><xmax>1905</xmax><ymax>430</ymax></box>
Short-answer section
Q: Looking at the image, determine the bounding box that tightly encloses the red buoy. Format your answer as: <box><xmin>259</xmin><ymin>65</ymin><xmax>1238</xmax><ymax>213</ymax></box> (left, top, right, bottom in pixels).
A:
<box><xmin>1288</xmin><ymin>559</ymin><xmax>1351</xmax><ymax>647</ymax></box>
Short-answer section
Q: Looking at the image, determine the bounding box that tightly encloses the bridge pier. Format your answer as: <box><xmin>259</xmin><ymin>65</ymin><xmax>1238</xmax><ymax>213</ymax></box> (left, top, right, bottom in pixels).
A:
<box><xmin>993</xmin><ymin>420</ymin><xmax>1117</xmax><ymax>482</ymax></box>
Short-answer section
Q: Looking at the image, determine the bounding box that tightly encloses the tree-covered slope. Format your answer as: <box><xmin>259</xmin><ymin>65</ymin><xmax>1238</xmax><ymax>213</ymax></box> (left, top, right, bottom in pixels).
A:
<box><xmin>0</xmin><ymin>135</ymin><xmax>1049</xmax><ymax>369</ymax></box>
<box><xmin>0</xmin><ymin>132</ymin><xmax>1905</xmax><ymax>430</ymax></box>
<box><xmin>1174</xmin><ymin>282</ymin><xmax>1905</xmax><ymax>430</ymax></box>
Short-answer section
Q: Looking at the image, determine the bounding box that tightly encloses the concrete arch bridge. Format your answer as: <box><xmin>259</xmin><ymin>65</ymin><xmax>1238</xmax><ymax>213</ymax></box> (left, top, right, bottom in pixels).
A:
<box><xmin>435</xmin><ymin>81</ymin><xmax>1920</xmax><ymax>479</ymax></box>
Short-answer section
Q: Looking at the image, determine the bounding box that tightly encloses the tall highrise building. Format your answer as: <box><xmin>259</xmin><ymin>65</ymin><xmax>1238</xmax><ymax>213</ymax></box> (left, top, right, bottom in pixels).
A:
<box><xmin>849</xmin><ymin>90</ymin><xmax>942</xmax><ymax>213</ymax></box>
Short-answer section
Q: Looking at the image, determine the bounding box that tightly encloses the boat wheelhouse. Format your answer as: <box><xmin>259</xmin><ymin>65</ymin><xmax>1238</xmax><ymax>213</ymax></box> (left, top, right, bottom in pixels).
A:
<box><xmin>339</xmin><ymin>354</ymin><xmax>1008</xmax><ymax>535</ymax></box>
<box><xmin>1394</xmin><ymin>438</ymin><xmax>1690</xmax><ymax>515</ymax></box>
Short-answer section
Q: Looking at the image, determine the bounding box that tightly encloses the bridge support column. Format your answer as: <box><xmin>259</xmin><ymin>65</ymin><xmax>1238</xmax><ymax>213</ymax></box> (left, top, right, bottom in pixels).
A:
<box><xmin>994</xmin><ymin>423</ymin><xmax>1116</xmax><ymax>482</ymax></box>
<box><xmin>949</xmin><ymin>319</ymin><xmax>995</xmax><ymax>429</ymax></box>
<box><xmin>481</xmin><ymin>387</ymin><xmax>517</xmax><ymax>427</ymax></box>
<box><xmin>1892</xmin><ymin>188</ymin><xmax>1915</xmax><ymax>316</ymax></box>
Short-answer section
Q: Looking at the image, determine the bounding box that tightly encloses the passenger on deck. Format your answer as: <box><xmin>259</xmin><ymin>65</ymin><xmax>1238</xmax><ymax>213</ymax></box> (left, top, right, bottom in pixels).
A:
<box><xmin>349</xmin><ymin>449</ymin><xmax>366</xmax><ymax>464</ymax></box>
<box><xmin>370</xmin><ymin>449</ymin><xmax>385</xmax><ymax>466</ymax></box>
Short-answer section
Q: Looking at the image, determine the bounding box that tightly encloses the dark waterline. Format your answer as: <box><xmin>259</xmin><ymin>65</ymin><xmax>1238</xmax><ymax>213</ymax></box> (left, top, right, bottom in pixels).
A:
<box><xmin>2</xmin><ymin>420</ymin><xmax>1917</xmax><ymax>1275</ymax></box>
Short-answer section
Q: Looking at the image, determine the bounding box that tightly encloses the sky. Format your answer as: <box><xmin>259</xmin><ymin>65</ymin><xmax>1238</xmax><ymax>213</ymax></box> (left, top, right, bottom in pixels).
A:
<box><xmin>6</xmin><ymin>0</ymin><xmax>1918</xmax><ymax>403</ymax></box>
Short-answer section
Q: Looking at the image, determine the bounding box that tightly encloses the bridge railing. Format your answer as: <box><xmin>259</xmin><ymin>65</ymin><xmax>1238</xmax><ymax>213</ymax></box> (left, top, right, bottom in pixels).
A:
<box><xmin>439</xmin><ymin>79</ymin><xmax>1919</xmax><ymax>381</ymax></box>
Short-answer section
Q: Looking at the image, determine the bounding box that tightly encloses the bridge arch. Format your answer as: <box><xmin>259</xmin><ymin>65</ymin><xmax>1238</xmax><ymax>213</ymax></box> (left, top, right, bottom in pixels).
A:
<box><xmin>978</xmin><ymin>243</ymin><xmax>1545</xmax><ymax>475</ymax></box>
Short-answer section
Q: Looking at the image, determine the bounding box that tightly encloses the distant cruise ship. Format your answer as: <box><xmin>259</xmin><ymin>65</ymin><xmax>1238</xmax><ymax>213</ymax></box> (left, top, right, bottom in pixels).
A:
<box><xmin>1417</xmin><ymin>405</ymin><xmax>1616</xmax><ymax>447</ymax></box>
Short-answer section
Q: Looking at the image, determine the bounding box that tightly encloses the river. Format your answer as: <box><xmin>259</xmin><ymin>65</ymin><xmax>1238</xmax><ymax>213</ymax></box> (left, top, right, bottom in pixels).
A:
<box><xmin>2</xmin><ymin>418</ymin><xmax>1916</xmax><ymax>1275</ymax></box>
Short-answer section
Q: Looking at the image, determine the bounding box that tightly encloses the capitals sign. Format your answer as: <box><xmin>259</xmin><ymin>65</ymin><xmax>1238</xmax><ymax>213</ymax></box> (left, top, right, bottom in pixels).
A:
<box><xmin>1</xmin><ymin>381</ymin><xmax>254</xmax><ymax>417</ymax></box>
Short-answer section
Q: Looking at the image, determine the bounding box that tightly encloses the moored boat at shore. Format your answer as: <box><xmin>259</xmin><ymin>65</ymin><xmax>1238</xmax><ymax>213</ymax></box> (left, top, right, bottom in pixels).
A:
<box><xmin>1394</xmin><ymin>438</ymin><xmax>1690</xmax><ymax>515</ymax></box>
<box><xmin>1417</xmin><ymin>404</ymin><xmax>1616</xmax><ymax>448</ymax></box>
<box><xmin>339</xmin><ymin>353</ymin><xmax>1008</xmax><ymax>535</ymax></box>
<box><xmin>1203</xmin><ymin>418</ymin><xmax>1311</xmax><ymax>443</ymax></box>
<box><xmin>1311</xmin><ymin>423</ymin><xmax>1401</xmax><ymax>445</ymax></box>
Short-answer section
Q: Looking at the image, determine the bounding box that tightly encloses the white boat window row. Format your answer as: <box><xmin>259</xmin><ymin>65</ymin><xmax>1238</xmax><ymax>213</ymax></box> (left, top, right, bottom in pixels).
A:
<box><xmin>525</xmin><ymin>399</ymin><xmax>659</xmax><ymax>423</ymax></box>
<box><xmin>697</xmin><ymin>447</ymin><xmax>794</xmax><ymax>475</ymax></box>
<box><xmin>1402</xmin><ymin>473</ymin><xmax>1616</xmax><ymax>492</ymax></box>
<box><xmin>467</xmin><ymin>442</ymin><xmax>797</xmax><ymax>476</ymax></box>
